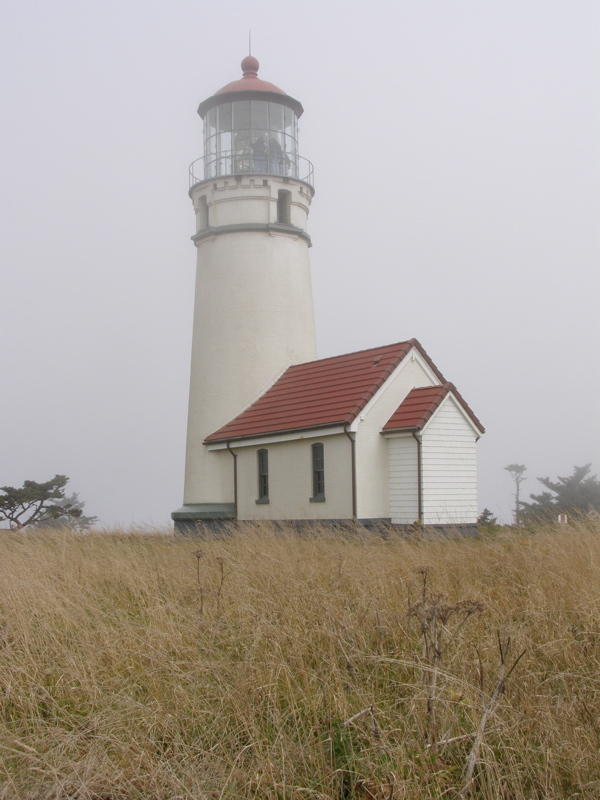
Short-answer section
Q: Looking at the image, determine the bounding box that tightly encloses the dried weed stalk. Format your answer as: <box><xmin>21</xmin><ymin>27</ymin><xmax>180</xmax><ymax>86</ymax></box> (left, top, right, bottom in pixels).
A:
<box><xmin>343</xmin><ymin>705</ymin><xmax>381</xmax><ymax>741</ymax></box>
<box><xmin>192</xmin><ymin>550</ymin><xmax>228</xmax><ymax>614</ymax></box>
<box><xmin>408</xmin><ymin>566</ymin><xmax>483</xmax><ymax>745</ymax></box>
<box><xmin>194</xmin><ymin>549</ymin><xmax>204</xmax><ymax>615</ymax></box>
<box><xmin>459</xmin><ymin>633</ymin><xmax>525</xmax><ymax>798</ymax></box>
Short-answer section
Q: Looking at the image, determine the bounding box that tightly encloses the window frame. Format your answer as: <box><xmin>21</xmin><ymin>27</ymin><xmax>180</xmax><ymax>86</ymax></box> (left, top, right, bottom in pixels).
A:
<box><xmin>310</xmin><ymin>442</ymin><xmax>326</xmax><ymax>502</ymax></box>
<box><xmin>256</xmin><ymin>448</ymin><xmax>269</xmax><ymax>504</ymax></box>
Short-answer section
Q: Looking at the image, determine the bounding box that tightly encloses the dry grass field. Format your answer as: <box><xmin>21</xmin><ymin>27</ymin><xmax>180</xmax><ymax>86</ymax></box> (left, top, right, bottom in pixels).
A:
<box><xmin>1</xmin><ymin>522</ymin><xmax>600</xmax><ymax>799</ymax></box>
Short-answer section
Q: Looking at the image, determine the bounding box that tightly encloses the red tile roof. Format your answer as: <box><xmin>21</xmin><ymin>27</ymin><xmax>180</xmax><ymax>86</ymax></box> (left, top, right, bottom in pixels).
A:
<box><xmin>205</xmin><ymin>340</ymin><xmax>415</xmax><ymax>443</ymax></box>
<box><xmin>383</xmin><ymin>383</ymin><xmax>485</xmax><ymax>434</ymax></box>
<box><xmin>204</xmin><ymin>339</ymin><xmax>484</xmax><ymax>443</ymax></box>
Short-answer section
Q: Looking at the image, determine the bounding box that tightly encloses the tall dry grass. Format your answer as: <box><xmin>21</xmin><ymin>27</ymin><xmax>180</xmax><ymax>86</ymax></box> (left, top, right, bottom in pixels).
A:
<box><xmin>1</xmin><ymin>521</ymin><xmax>600</xmax><ymax>799</ymax></box>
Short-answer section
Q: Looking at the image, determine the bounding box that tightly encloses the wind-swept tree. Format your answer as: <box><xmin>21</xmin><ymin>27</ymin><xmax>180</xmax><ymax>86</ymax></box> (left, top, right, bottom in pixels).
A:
<box><xmin>32</xmin><ymin>491</ymin><xmax>97</xmax><ymax>531</ymax></box>
<box><xmin>0</xmin><ymin>475</ymin><xmax>88</xmax><ymax>530</ymax></box>
<box><xmin>505</xmin><ymin>464</ymin><xmax>527</xmax><ymax>525</ymax></box>
<box><xmin>521</xmin><ymin>464</ymin><xmax>600</xmax><ymax>522</ymax></box>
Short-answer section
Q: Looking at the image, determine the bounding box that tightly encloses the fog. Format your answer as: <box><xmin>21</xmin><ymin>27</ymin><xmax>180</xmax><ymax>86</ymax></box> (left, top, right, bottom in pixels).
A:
<box><xmin>1</xmin><ymin>0</ymin><xmax>598</xmax><ymax>525</ymax></box>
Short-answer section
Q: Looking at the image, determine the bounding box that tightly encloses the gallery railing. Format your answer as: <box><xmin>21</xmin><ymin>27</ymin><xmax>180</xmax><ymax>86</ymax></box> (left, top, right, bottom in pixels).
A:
<box><xmin>189</xmin><ymin>151</ymin><xmax>314</xmax><ymax>189</ymax></box>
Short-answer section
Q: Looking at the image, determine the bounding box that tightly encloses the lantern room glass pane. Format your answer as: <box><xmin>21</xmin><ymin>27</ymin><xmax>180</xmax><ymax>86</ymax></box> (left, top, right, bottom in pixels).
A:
<box><xmin>282</xmin><ymin>134</ymin><xmax>294</xmax><ymax>154</ymax></box>
<box><xmin>234</xmin><ymin>130</ymin><xmax>250</xmax><ymax>150</ymax></box>
<box><xmin>251</xmin><ymin>133</ymin><xmax>268</xmax><ymax>172</ymax></box>
<box><xmin>269</xmin><ymin>102</ymin><xmax>284</xmax><ymax>133</ymax></box>
<box><xmin>267</xmin><ymin>132</ymin><xmax>285</xmax><ymax>175</ymax></box>
<box><xmin>233</xmin><ymin>130</ymin><xmax>251</xmax><ymax>173</ymax></box>
<box><xmin>233</xmin><ymin>100</ymin><xmax>250</xmax><ymax>131</ymax></box>
<box><xmin>251</xmin><ymin>100</ymin><xmax>268</xmax><ymax>131</ymax></box>
<box><xmin>268</xmin><ymin>131</ymin><xmax>283</xmax><ymax>150</ymax></box>
<box><xmin>284</xmin><ymin>106</ymin><xmax>294</xmax><ymax>135</ymax></box>
<box><xmin>219</xmin><ymin>132</ymin><xmax>231</xmax><ymax>153</ymax></box>
<box><xmin>218</xmin><ymin>102</ymin><xmax>232</xmax><ymax>131</ymax></box>
<box><xmin>207</xmin><ymin>107</ymin><xmax>217</xmax><ymax>137</ymax></box>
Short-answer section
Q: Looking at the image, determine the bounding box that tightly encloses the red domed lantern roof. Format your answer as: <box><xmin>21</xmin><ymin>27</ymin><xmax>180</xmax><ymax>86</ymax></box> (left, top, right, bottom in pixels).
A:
<box><xmin>215</xmin><ymin>56</ymin><xmax>287</xmax><ymax>97</ymax></box>
<box><xmin>197</xmin><ymin>56</ymin><xmax>303</xmax><ymax>118</ymax></box>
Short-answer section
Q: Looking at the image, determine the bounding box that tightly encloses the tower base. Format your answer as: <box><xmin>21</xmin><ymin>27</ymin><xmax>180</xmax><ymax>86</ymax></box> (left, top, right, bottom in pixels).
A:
<box><xmin>171</xmin><ymin>512</ymin><xmax>480</xmax><ymax>538</ymax></box>
<box><xmin>171</xmin><ymin>503</ymin><xmax>236</xmax><ymax>533</ymax></box>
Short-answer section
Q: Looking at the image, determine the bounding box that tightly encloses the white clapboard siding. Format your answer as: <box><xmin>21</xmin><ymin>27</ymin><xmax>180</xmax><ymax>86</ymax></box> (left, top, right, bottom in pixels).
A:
<box><xmin>387</xmin><ymin>436</ymin><xmax>419</xmax><ymax>524</ymax></box>
<box><xmin>421</xmin><ymin>395</ymin><xmax>478</xmax><ymax>524</ymax></box>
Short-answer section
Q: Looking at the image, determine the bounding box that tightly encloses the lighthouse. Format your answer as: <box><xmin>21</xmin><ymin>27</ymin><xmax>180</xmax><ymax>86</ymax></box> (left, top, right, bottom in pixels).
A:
<box><xmin>172</xmin><ymin>56</ymin><xmax>317</xmax><ymax>527</ymax></box>
<box><xmin>172</xmin><ymin>56</ymin><xmax>485</xmax><ymax>532</ymax></box>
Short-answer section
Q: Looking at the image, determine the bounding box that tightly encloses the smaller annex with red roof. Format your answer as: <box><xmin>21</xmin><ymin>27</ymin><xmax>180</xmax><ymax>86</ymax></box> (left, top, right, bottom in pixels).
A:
<box><xmin>204</xmin><ymin>339</ymin><xmax>484</xmax><ymax>527</ymax></box>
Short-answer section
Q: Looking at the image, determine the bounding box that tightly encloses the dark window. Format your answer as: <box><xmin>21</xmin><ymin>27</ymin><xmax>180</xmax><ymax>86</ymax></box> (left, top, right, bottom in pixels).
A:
<box><xmin>257</xmin><ymin>449</ymin><xmax>269</xmax><ymax>503</ymax></box>
<box><xmin>311</xmin><ymin>443</ymin><xmax>325</xmax><ymax>501</ymax></box>
<box><xmin>277</xmin><ymin>189</ymin><xmax>291</xmax><ymax>224</ymax></box>
<box><xmin>196</xmin><ymin>196</ymin><xmax>208</xmax><ymax>230</ymax></box>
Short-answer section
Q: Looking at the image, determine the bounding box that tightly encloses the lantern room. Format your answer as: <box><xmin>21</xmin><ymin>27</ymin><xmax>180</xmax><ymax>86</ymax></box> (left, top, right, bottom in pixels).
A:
<box><xmin>191</xmin><ymin>56</ymin><xmax>313</xmax><ymax>187</ymax></box>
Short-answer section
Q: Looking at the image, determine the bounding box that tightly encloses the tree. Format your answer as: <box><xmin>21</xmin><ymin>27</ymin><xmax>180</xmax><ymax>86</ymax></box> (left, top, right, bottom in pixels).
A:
<box><xmin>505</xmin><ymin>464</ymin><xmax>527</xmax><ymax>525</ymax></box>
<box><xmin>32</xmin><ymin>492</ymin><xmax>97</xmax><ymax>531</ymax></box>
<box><xmin>521</xmin><ymin>464</ymin><xmax>600</xmax><ymax>522</ymax></box>
<box><xmin>477</xmin><ymin>507</ymin><xmax>499</xmax><ymax>533</ymax></box>
<box><xmin>477</xmin><ymin>508</ymin><xmax>498</xmax><ymax>526</ymax></box>
<box><xmin>0</xmin><ymin>475</ymin><xmax>90</xmax><ymax>530</ymax></box>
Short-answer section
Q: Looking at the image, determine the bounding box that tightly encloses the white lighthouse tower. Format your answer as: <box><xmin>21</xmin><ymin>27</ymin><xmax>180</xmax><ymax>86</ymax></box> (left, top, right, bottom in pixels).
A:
<box><xmin>172</xmin><ymin>56</ymin><xmax>317</xmax><ymax>528</ymax></box>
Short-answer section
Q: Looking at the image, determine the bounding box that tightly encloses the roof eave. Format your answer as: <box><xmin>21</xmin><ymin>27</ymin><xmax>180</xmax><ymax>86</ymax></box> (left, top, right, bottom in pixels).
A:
<box><xmin>197</xmin><ymin>90</ymin><xmax>304</xmax><ymax>118</ymax></box>
<box><xmin>204</xmin><ymin>419</ymin><xmax>350</xmax><ymax>446</ymax></box>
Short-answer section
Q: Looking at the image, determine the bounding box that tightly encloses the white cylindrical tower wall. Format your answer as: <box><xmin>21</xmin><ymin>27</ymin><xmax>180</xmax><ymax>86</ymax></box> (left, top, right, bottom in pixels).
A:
<box><xmin>183</xmin><ymin>175</ymin><xmax>316</xmax><ymax>508</ymax></box>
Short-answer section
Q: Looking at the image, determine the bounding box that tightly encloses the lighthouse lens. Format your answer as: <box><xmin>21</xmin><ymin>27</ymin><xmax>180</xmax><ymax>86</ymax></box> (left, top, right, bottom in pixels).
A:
<box><xmin>202</xmin><ymin>98</ymin><xmax>300</xmax><ymax>180</ymax></box>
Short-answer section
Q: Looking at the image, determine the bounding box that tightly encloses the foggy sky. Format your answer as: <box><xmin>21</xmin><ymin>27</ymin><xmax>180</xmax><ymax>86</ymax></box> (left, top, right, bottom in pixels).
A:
<box><xmin>1</xmin><ymin>0</ymin><xmax>599</xmax><ymax>526</ymax></box>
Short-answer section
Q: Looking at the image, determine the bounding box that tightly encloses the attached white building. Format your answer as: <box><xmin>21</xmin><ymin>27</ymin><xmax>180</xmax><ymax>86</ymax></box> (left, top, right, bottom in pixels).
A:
<box><xmin>191</xmin><ymin>338</ymin><xmax>484</xmax><ymax>529</ymax></box>
<box><xmin>172</xmin><ymin>57</ymin><xmax>485</xmax><ymax>531</ymax></box>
